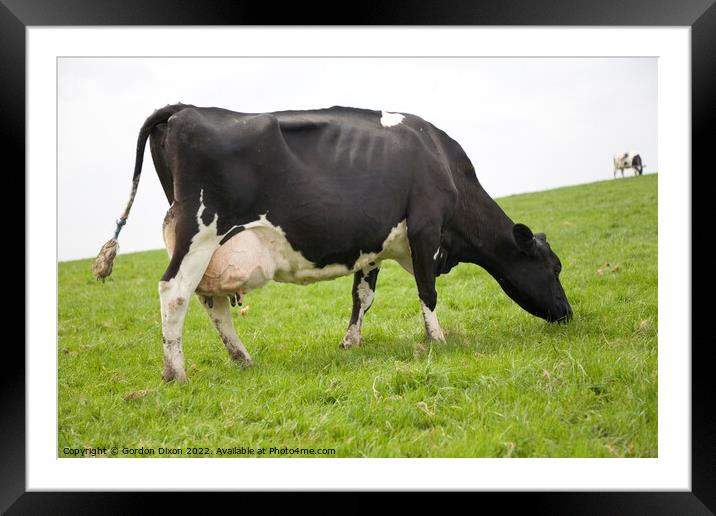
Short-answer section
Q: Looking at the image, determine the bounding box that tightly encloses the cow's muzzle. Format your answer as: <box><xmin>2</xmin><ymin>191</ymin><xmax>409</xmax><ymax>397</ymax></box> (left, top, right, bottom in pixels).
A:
<box><xmin>548</xmin><ymin>301</ymin><xmax>573</xmax><ymax>324</ymax></box>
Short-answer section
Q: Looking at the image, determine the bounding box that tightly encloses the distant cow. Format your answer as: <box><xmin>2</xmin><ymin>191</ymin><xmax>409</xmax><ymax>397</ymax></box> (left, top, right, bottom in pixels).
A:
<box><xmin>613</xmin><ymin>152</ymin><xmax>644</xmax><ymax>177</ymax></box>
<box><xmin>93</xmin><ymin>104</ymin><xmax>572</xmax><ymax>382</ymax></box>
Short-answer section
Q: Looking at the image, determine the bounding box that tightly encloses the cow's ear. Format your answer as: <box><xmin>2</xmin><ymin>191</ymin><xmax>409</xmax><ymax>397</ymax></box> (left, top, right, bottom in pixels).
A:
<box><xmin>513</xmin><ymin>223</ymin><xmax>536</xmax><ymax>253</ymax></box>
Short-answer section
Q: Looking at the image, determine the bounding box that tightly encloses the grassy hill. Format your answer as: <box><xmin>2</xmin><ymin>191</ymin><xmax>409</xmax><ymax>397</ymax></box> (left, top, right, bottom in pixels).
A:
<box><xmin>58</xmin><ymin>174</ymin><xmax>657</xmax><ymax>457</ymax></box>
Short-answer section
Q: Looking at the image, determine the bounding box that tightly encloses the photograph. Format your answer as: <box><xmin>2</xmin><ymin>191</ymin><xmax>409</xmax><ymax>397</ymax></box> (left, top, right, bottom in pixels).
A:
<box><xmin>57</xmin><ymin>56</ymin><xmax>658</xmax><ymax>459</ymax></box>
<box><xmin>6</xmin><ymin>5</ymin><xmax>708</xmax><ymax>509</ymax></box>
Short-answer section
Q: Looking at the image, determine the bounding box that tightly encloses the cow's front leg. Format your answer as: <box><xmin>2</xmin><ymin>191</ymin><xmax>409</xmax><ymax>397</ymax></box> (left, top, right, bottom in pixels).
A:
<box><xmin>199</xmin><ymin>295</ymin><xmax>253</xmax><ymax>366</ymax></box>
<box><xmin>340</xmin><ymin>267</ymin><xmax>380</xmax><ymax>349</ymax></box>
<box><xmin>408</xmin><ymin>226</ymin><xmax>446</xmax><ymax>342</ymax></box>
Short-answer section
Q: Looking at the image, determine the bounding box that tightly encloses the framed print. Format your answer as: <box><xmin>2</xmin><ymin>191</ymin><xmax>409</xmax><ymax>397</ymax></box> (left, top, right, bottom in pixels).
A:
<box><xmin>6</xmin><ymin>0</ymin><xmax>713</xmax><ymax>513</ymax></box>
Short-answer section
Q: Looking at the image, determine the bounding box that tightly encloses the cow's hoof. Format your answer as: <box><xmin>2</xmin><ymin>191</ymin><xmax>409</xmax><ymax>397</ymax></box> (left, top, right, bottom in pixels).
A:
<box><xmin>339</xmin><ymin>326</ymin><xmax>361</xmax><ymax>349</ymax></box>
<box><xmin>427</xmin><ymin>330</ymin><xmax>446</xmax><ymax>343</ymax></box>
<box><xmin>162</xmin><ymin>367</ymin><xmax>188</xmax><ymax>383</ymax></box>
<box><xmin>339</xmin><ymin>336</ymin><xmax>361</xmax><ymax>349</ymax></box>
<box><xmin>231</xmin><ymin>354</ymin><xmax>253</xmax><ymax>367</ymax></box>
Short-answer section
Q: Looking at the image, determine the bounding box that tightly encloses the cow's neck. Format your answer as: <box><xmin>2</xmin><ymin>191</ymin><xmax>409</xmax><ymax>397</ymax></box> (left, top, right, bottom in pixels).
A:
<box><xmin>444</xmin><ymin>172</ymin><xmax>515</xmax><ymax>276</ymax></box>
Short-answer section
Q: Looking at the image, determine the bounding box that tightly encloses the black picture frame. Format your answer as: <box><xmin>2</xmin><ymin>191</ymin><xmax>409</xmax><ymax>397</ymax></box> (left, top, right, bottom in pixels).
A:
<box><xmin>6</xmin><ymin>0</ymin><xmax>712</xmax><ymax>513</ymax></box>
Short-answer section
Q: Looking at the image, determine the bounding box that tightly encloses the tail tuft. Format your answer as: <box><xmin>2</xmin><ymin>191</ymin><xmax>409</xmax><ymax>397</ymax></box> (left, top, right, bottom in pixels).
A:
<box><xmin>92</xmin><ymin>238</ymin><xmax>120</xmax><ymax>281</ymax></box>
<box><xmin>92</xmin><ymin>104</ymin><xmax>190</xmax><ymax>283</ymax></box>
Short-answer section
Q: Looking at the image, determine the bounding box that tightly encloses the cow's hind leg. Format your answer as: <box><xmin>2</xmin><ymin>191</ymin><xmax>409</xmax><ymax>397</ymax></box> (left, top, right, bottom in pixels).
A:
<box><xmin>199</xmin><ymin>295</ymin><xmax>252</xmax><ymax>366</ymax></box>
<box><xmin>340</xmin><ymin>267</ymin><xmax>380</xmax><ymax>349</ymax></box>
<box><xmin>159</xmin><ymin>204</ymin><xmax>221</xmax><ymax>382</ymax></box>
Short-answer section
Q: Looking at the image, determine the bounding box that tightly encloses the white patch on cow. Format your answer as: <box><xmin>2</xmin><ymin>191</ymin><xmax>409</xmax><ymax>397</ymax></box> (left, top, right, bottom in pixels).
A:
<box><xmin>158</xmin><ymin>190</ymin><xmax>223</xmax><ymax>381</ymax></box>
<box><xmin>433</xmin><ymin>247</ymin><xmax>441</xmax><ymax>261</ymax></box>
<box><xmin>420</xmin><ymin>301</ymin><xmax>446</xmax><ymax>342</ymax></box>
<box><xmin>380</xmin><ymin>110</ymin><xmax>404</xmax><ymax>128</ymax></box>
<box><xmin>357</xmin><ymin>276</ymin><xmax>375</xmax><ymax>308</ymax></box>
<box><xmin>340</xmin><ymin>273</ymin><xmax>377</xmax><ymax>349</ymax></box>
<box><xmin>376</xmin><ymin>220</ymin><xmax>411</xmax><ymax>262</ymax></box>
<box><xmin>396</xmin><ymin>258</ymin><xmax>414</xmax><ymax>275</ymax></box>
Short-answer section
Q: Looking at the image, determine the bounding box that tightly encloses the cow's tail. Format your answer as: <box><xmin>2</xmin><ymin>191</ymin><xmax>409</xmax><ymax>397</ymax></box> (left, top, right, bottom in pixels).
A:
<box><xmin>92</xmin><ymin>103</ymin><xmax>190</xmax><ymax>282</ymax></box>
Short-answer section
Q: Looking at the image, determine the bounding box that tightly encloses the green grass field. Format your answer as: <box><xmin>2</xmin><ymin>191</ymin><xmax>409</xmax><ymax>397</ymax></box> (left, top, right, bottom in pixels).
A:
<box><xmin>58</xmin><ymin>174</ymin><xmax>657</xmax><ymax>458</ymax></box>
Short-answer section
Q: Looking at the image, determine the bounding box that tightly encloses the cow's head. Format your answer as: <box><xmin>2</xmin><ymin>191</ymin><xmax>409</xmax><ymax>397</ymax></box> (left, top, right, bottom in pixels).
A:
<box><xmin>493</xmin><ymin>223</ymin><xmax>572</xmax><ymax>323</ymax></box>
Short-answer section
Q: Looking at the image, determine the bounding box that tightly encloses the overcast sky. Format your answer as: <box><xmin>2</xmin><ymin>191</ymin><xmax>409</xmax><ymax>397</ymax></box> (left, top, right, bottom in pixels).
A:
<box><xmin>58</xmin><ymin>57</ymin><xmax>656</xmax><ymax>261</ymax></box>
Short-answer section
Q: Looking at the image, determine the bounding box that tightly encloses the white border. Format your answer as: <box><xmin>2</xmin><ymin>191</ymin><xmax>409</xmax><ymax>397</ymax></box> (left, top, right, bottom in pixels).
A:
<box><xmin>28</xmin><ymin>27</ymin><xmax>690</xmax><ymax>491</ymax></box>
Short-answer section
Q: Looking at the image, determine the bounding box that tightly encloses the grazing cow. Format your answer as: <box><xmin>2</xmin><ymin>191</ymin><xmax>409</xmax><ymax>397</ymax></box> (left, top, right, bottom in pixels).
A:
<box><xmin>613</xmin><ymin>152</ymin><xmax>644</xmax><ymax>177</ymax></box>
<box><xmin>93</xmin><ymin>104</ymin><xmax>572</xmax><ymax>382</ymax></box>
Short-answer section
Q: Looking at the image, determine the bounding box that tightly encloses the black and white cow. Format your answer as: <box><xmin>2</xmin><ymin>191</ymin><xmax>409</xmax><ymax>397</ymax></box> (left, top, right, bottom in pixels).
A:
<box><xmin>613</xmin><ymin>152</ymin><xmax>644</xmax><ymax>177</ymax></box>
<box><xmin>94</xmin><ymin>104</ymin><xmax>572</xmax><ymax>382</ymax></box>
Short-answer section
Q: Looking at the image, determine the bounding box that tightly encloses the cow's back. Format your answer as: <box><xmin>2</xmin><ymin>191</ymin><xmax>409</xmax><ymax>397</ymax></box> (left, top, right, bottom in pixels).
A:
<box><xmin>157</xmin><ymin>105</ymin><xmax>459</xmax><ymax>271</ymax></box>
